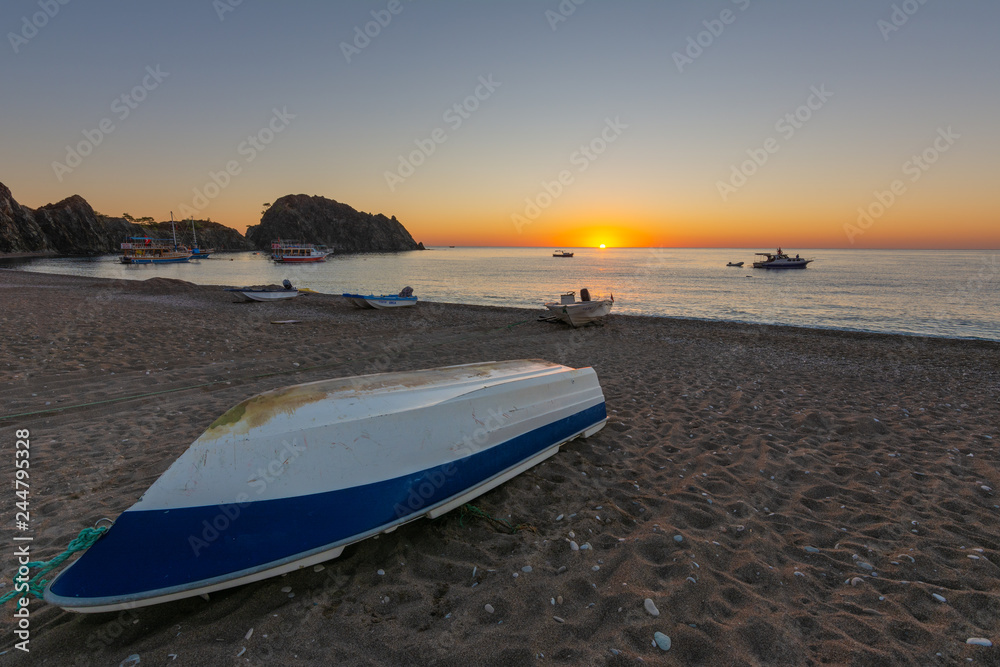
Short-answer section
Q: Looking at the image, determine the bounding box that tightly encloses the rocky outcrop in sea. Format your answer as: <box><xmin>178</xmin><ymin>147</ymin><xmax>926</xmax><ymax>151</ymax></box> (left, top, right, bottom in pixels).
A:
<box><xmin>245</xmin><ymin>194</ymin><xmax>423</xmax><ymax>254</ymax></box>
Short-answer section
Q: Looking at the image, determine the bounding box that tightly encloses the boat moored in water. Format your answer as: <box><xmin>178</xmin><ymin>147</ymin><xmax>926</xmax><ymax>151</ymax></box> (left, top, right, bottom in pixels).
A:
<box><xmin>271</xmin><ymin>239</ymin><xmax>330</xmax><ymax>263</ymax></box>
<box><xmin>726</xmin><ymin>261</ymin><xmax>744</xmax><ymax>267</ymax></box>
<box><xmin>43</xmin><ymin>360</ymin><xmax>607</xmax><ymax>612</ymax></box>
<box><xmin>552</xmin><ymin>250</ymin><xmax>574</xmax><ymax>257</ymax></box>
<box><xmin>752</xmin><ymin>248</ymin><xmax>813</xmax><ymax>269</ymax></box>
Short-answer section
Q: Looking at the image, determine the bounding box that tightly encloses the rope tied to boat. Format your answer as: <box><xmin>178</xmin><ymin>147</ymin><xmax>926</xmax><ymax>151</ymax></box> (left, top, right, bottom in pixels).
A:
<box><xmin>459</xmin><ymin>504</ymin><xmax>535</xmax><ymax>534</ymax></box>
<box><xmin>0</xmin><ymin>524</ymin><xmax>110</xmax><ymax>610</ymax></box>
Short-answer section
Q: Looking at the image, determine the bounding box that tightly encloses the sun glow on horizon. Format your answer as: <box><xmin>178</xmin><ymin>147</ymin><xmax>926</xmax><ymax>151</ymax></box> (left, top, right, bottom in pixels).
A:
<box><xmin>599</xmin><ymin>243</ymin><xmax>606</xmax><ymax>249</ymax></box>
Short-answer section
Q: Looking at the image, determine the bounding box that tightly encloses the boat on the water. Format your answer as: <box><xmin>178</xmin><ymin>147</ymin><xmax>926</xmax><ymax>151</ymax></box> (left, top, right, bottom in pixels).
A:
<box><xmin>120</xmin><ymin>213</ymin><xmax>190</xmax><ymax>264</ymax></box>
<box><xmin>120</xmin><ymin>238</ymin><xmax>191</xmax><ymax>264</ymax></box>
<box><xmin>226</xmin><ymin>280</ymin><xmax>300</xmax><ymax>301</ymax></box>
<box><xmin>343</xmin><ymin>286</ymin><xmax>417</xmax><ymax>309</ymax></box>
<box><xmin>552</xmin><ymin>250</ymin><xmax>574</xmax><ymax>257</ymax></box>
<box><xmin>544</xmin><ymin>289</ymin><xmax>614</xmax><ymax>327</ymax></box>
<box><xmin>726</xmin><ymin>261</ymin><xmax>744</xmax><ymax>267</ymax></box>
<box><xmin>752</xmin><ymin>248</ymin><xmax>813</xmax><ymax>269</ymax></box>
<box><xmin>271</xmin><ymin>240</ymin><xmax>330</xmax><ymax>263</ymax></box>
<box><xmin>187</xmin><ymin>220</ymin><xmax>215</xmax><ymax>259</ymax></box>
<box><xmin>43</xmin><ymin>360</ymin><xmax>607</xmax><ymax>613</ymax></box>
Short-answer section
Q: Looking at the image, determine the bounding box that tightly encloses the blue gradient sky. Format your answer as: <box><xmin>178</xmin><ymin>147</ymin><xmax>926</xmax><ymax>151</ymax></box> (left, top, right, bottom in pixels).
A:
<box><xmin>2</xmin><ymin>0</ymin><xmax>998</xmax><ymax>247</ymax></box>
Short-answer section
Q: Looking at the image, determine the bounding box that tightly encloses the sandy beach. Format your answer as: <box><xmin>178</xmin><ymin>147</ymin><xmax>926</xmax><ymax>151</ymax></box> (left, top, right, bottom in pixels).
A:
<box><xmin>1</xmin><ymin>268</ymin><xmax>999</xmax><ymax>666</ymax></box>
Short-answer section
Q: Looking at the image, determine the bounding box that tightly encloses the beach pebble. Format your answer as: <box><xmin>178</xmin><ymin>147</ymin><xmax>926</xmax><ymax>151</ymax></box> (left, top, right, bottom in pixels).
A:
<box><xmin>850</xmin><ymin>577</ymin><xmax>864</xmax><ymax>587</ymax></box>
<box><xmin>245</xmin><ymin>628</ymin><xmax>254</xmax><ymax>640</ymax></box>
<box><xmin>581</xmin><ymin>543</ymin><xmax>592</xmax><ymax>550</ymax></box>
<box><xmin>570</xmin><ymin>541</ymin><xmax>579</xmax><ymax>551</ymax></box>
<box><xmin>522</xmin><ymin>566</ymin><xmax>533</xmax><ymax>573</ymax></box>
<box><xmin>557</xmin><ymin>595</ymin><xmax>563</xmax><ymax>604</ymax></box>
<box><xmin>556</xmin><ymin>514</ymin><xmax>564</xmax><ymax>521</ymax></box>
<box><xmin>804</xmin><ymin>546</ymin><xmax>820</xmax><ymax>553</ymax></box>
<box><xmin>966</xmin><ymin>638</ymin><xmax>993</xmax><ymax>647</ymax></box>
<box><xmin>673</xmin><ymin>535</ymin><xmax>683</xmax><ymax>543</ymax></box>
<box><xmin>280</xmin><ymin>586</ymin><xmax>292</xmax><ymax>593</ymax></box>
<box><xmin>932</xmin><ymin>593</ymin><xmax>947</xmax><ymax>603</ymax></box>
<box><xmin>644</xmin><ymin>598</ymin><xmax>660</xmax><ymax>617</ymax></box>
<box><xmin>553</xmin><ymin>616</ymin><xmax>565</xmax><ymax>623</ymax></box>
<box><xmin>484</xmin><ymin>604</ymin><xmax>495</xmax><ymax>614</ymax></box>
<box><xmin>653</xmin><ymin>632</ymin><xmax>672</xmax><ymax>651</ymax></box>
<box><xmin>119</xmin><ymin>656</ymin><xmax>141</xmax><ymax>667</ymax></box>
<box><xmin>236</xmin><ymin>648</ymin><xmax>246</xmax><ymax>658</ymax></box>
<box><xmin>857</xmin><ymin>562</ymin><xmax>874</xmax><ymax>571</ymax></box>
<box><xmin>982</xmin><ymin>486</ymin><xmax>993</xmax><ymax>492</ymax></box>
<box><xmin>592</xmin><ymin>565</ymin><xmax>600</xmax><ymax>571</ymax></box>
<box><xmin>556</xmin><ymin>566</ymin><xmax>567</xmax><ymax>574</ymax></box>
<box><xmin>377</xmin><ymin>569</ymin><xmax>385</xmax><ymax>576</ymax></box>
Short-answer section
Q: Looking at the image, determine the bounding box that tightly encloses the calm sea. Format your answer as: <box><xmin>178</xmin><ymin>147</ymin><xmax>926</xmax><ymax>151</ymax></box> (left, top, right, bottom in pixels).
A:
<box><xmin>3</xmin><ymin>248</ymin><xmax>998</xmax><ymax>342</ymax></box>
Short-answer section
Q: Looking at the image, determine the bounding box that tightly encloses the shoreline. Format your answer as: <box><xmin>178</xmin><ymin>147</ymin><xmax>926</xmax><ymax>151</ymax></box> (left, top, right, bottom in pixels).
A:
<box><xmin>1</xmin><ymin>268</ymin><xmax>999</xmax><ymax>664</ymax></box>
<box><xmin>3</xmin><ymin>265</ymin><xmax>998</xmax><ymax>347</ymax></box>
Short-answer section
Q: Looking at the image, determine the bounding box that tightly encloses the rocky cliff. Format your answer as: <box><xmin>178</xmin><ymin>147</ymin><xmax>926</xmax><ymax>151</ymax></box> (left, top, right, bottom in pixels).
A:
<box><xmin>0</xmin><ymin>182</ymin><xmax>252</xmax><ymax>255</ymax></box>
<box><xmin>245</xmin><ymin>194</ymin><xmax>423</xmax><ymax>254</ymax></box>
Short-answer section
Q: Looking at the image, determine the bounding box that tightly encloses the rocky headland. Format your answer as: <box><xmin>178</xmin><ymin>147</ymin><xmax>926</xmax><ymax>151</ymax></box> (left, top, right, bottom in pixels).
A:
<box><xmin>245</xmin><ymin>194</ymin><xmax>423</xmax><ymax>254</ymax></box>
<box><xmin>0</xmin><ymin>182</ymin><xmax>252</xmax><ymax>255</ymax></box>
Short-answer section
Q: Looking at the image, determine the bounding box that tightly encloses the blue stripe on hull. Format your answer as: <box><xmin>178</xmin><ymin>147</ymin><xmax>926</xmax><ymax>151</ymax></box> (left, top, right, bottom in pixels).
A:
<box><xmin>48</xmin><ymin>403</ymin><xmax>606</xmax><ymax>602</ymax></box>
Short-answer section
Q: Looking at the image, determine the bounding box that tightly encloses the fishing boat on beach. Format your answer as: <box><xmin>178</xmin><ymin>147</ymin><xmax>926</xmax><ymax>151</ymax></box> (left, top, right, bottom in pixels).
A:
<box><xmin>752</xmin><ymin>248</ymin><xmax>813</xmax><ymax>269</ymax></box>
<box><xmin>226</xmin><ymin>279</ymin><xmax>301</xmax><ymax>301</ymax></box>
<box><xmin>43</xmin><ymin>360</ymin><xmax>607</xmax><ymax>613</ymax></box>
<box><xmin>343</xmin><ymin>286</ymin><xmax>417</xmax><ymax>309</ymax></box>
<box><xmin>544</xmin><ymin>289</ymin><xmax>614</xmax><ymax>327</ymax></box>
<box><xmin>271</xmin><ymin>240</ymin><xmax>330</xmax><ymax>263</ymax></box>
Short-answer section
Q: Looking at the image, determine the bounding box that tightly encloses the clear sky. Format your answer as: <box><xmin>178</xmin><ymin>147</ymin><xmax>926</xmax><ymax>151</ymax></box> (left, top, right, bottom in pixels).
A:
<box><xmin>2</xmin><ymin>0</ymin><xmax>998</xmax><ymax>248</ymax></box>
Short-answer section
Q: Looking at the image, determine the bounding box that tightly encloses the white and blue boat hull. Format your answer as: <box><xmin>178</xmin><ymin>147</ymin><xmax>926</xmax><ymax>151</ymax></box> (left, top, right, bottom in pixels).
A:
<box><xmin>45</xmin><ymin>360</ymin><xmax>606</xmax><ymax>612</ymax></box>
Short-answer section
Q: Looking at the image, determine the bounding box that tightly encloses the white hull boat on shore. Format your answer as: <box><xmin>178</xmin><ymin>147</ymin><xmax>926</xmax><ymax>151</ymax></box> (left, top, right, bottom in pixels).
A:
<box><xmin>544</xmin><ymin>290</ymin><xmax>614</xmax><ymax>327</ymax></box>
<box><xmin>343</xmin><ymin>293</ymin><xmax>417</xmax><ymax>309</ymax></box>
<box><xmin>226</xmin><ymin>288</ymin><xmax>301</xmax><ymax>301</ymax></box>
<box><xmin>44</xmin><ymin>360</ymin><xmax>607</xmax><ymax>613</ymax></box>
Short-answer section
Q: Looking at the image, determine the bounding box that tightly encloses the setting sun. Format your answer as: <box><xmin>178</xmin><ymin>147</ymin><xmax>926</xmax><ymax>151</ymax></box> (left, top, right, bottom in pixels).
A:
<box><xmin>599</xmin><ymin>244</ymin><xmax>606</xmax><ymax>249</ymax></box>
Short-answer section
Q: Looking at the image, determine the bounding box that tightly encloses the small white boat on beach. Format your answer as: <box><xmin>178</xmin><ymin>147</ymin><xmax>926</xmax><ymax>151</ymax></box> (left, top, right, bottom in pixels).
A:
<box><xmin>43</xmin><ymin>360</ymin><xmax>607</xmax><ymax>613</ymax></box>
<box><xmin>226</xmin><ymin>280</ymin><xmax>301</xmax><ymax>301</ymax></box>
<box><xmin>544</xmin><ymin>289</ymin><xmax>614</xmax><ymax>327</ymax></box>
<box><xmin>343</xmin><ymin>286</ymin><xmax>417</xmax><ymax>309</ymax></box>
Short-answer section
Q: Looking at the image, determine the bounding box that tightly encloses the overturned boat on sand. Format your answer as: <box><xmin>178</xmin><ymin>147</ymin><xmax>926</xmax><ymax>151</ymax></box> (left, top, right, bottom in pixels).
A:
<box><xmin>45</xmin><ymin>360</ymin><xmax>607</xmax><ymax>613</ymax></box>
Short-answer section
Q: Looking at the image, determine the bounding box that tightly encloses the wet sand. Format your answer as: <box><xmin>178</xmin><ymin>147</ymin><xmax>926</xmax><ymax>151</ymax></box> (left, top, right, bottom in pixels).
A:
<box><xmin>1</xmin><ymin>269</ymin><xmax>999</xmax><ymax>666</ymax></box>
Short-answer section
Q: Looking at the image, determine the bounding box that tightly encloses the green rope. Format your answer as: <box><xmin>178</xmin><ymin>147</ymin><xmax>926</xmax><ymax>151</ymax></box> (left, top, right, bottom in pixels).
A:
<box><xmin>459</xmin><ymin>504</ymin><xmax>535</xmax><ymax>534</ymax></box>
<box><xmin>1</xmin><ymin>526</ymin><xmax>109</xmax><ymax>609</ymax></box>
